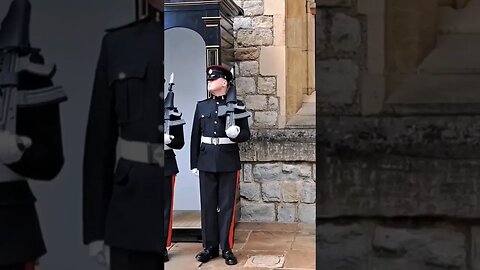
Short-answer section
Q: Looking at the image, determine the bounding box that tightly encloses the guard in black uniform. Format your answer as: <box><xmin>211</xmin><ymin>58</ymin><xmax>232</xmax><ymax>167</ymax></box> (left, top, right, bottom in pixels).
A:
<box><xmin>82</xmin><ymin>3</ymin><xmax>165</xmax><ymax>270</ymax></box>
<box><xmin>0</xmin><ymin>1</ymin><xmax>66</xmax><ymax>269</ymax></box>
<box><xmin>190</xmin><ymin>65</ymin><xmax>251</xmax><ymax>265</ymax></box>
<box><xmin>163</xmin><ymin>75</ymin><xmax>185</xmax><ymax>262</ymax></box>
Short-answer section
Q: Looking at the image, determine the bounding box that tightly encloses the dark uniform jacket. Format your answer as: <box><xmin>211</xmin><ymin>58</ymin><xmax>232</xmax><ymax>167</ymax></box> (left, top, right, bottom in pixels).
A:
<box><xmin>83</xmin><ymin>16</ymin><xmax>165</xmax><ymax>253</ymax></box>
<box><xmin>190</xmin><ymin>96</ymin><xmax>250</xmax><ymax>172</ymax></box>
<box><xmin>0</xmin><ymin>52</ymin><xmax>65</xmax><ymax>265</ymax></box>
<box><xmin>165</xmin><ymin>109</ymin><xmax>185</xmax><ymax>176</ymax></box>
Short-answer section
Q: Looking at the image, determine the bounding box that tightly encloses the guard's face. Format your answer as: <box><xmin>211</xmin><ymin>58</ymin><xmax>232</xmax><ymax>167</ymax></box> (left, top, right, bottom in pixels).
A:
<box><xmin>207</xmin><ymin>78</ymin><xmax>228</xmax><ymax>96</ymax></box>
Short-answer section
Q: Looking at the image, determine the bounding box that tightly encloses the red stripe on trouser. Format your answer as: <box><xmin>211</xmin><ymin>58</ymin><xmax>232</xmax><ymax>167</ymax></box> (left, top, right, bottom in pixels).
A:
<box><xmin>228</xmin><ymin>170</ymin><xmax>240</xmax><ymax>249</ymax></box>
<box><xmin>24</xmin><ymin>262</ymin><xmax>35</xmax><ymax>270</ymax></box>
<box><xmin>166</xmin><ymin>175</ymin><xmax>176</xmax><ymax>247</ymax></box>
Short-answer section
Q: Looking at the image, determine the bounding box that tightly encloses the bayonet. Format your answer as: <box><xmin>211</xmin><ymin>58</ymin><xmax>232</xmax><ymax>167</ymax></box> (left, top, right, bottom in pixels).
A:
<box><xmin>164</xmin><ymin>72</ymin><xmax>174</xmax><ymax>136</ymax></box>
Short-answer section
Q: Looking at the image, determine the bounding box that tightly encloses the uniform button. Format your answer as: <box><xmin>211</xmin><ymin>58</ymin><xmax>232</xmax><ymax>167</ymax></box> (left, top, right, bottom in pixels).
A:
<box><xmin>214</xmin><ymin>121</ymin><xmax>217</xmax><ymax>124</ymax></box>
<box><xmin>201</xmin><ymin>114</ymin><xmax>204</xmax><ymax>117</ymax></box>
<box><xmin>215</xmin><ymin>111</ymin><xmax>217</xmax><ymax>113</ymax></box>
<box><xmin>214</xmin><ymin>131</ymin><xmax>217</xmax><ymax>134</ymax></box>
<box><xmin>118</xmin><ymin>72</ymin><xmax>126</xmax><ymax>79</ymax></box>
<box><xmin>216</xmin><ymin>102</ymin><xmax>219</xmax><ymax>104</ymax></box>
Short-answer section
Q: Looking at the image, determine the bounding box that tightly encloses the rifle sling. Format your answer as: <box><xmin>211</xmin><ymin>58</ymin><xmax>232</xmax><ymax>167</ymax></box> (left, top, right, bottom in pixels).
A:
<box><xmin>234</xmin><ymin>111</ymin><xmax>251</xmax><ymax>120</ymax></box>
<box><xmin>16</xmin><ymin>85</ymin><xmax>67</xmax><ymax>107</ymax></box>
<box><xmin>168</xmin><ymin>119</ymin><xmax>185</xmax><ymax>126</ymax></box>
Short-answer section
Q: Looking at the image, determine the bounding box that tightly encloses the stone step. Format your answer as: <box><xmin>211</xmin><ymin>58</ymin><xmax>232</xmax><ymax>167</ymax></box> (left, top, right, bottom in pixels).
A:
<box><xmin>386</xmin><ymin>74</ymin><xmax>480</xmax><ymax>104</ymax></box>
<box><xmin>296</xmin><ymin>102</ymin><xmax>316</xmax><ymax>115</ymax></box>
<box><xmin>418</xmin><ymin>34</ymin><xmax>480</xmax><ymax>74</ymax></box>
<box><xmin>303</xmin><ymin>91</ymin><xmax>316</xmax><ymax>103</ymax></box>
<box><xmin>286</xmin><ymin>115</ymin><xmax>316</xmax><ymax>128</ymax></box>
<box><xmin>438</xmin><ymin>0</ymin><xmax>480</xmax><ymax>34</ymax></box>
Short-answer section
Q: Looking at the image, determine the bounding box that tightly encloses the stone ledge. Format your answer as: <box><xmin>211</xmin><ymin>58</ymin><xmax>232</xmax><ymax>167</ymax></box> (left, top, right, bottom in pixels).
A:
<box><xmin>318</xmin><ymin>116</ymin><xmax>480</xmax><ymax>159</ymax></box>
<box><xmin>240</xmin><ymin>128</ymin><xmax>316</xmax><ymax>162</ymax></box>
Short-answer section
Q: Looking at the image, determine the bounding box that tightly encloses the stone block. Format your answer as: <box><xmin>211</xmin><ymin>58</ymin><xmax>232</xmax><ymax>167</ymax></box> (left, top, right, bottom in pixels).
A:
<box><xmin>235</xmin><ymin>47</ymin><xmax>260</xmax><ymax>61</ymax></box>
<box><xmin>253</xmin><ymin>163</ymin><xmax>283</xmax><ymax>181</ymax></box>
<box><xmin>278</xmin><ymin>203</ymin><xmax>296</xmax><ymax>223</ymax></box>
<box><xmin>239</xmin><ymin>61</ymin><xmax>260</xmax><ymax>76</ymax></box>
<box><xmin>317</xmin><ymin>222</ymin><xmax>372</xmax><ymax>269</ymax></box>
<box><xmin>258</xmin><ymin>76</ymin><xmax>276</xmax><ymax>94</ymax></box>
<box><xmin>253</xmin><ymin>16</ymin><xmax>273</xmax><ymax>28</ymax></box>
<box><xmin>261</xmin><ymin>182</ymin><xmax>282</xmax><ymax>202</ymax></box>
<box><xmin>243</xmin><ymin>0</ymin><xmax>264</xmax><ymax>16</ymax></box>
<box><xmin>298</xmin><ymin>204</ymin><xmax>315</xmax><ymax>223</ymax></box>
<box><xmin>281</xmin><ymin>182</ymin><xmax>300</xmax><ymax>203</ymax></box>
<box><xmin>246</xmin><ymin>95</ymin><xmax>269</xmax><ymax>111</ymax></box>
<box><xmin>317</xmin><ymin>59</ymin><xmax>359</xmax><ymax>103</ymax></box>
<box><xmin>331</xmin><ymin>13</ymin><xmax>361</xmax><ymax>53</ymax></box>
<box><xmin>238</xmin><ymin>29</ymin><xmax>274</xmax><ymax>47</ymax></box>
<box><xmin>243</xmin><ymin>163</ymin><xmax>254</xmax><ymax>183</ymax></box>
<box><xmin>240</xmin><ymin>182</ymin><xmax>261</xmax><ymax>201</ymax></box>
<box><xmin>254</xmin><ymin>111</ymin><xmax>278</xmax><ymax>126</ymax></box>
<box><xmin>372</xmin><ymin>226</ymin><xmax>466</xmax><ymax>270</ymax></box>
<box><xmin>241</xmin><ymin>200</ymin><xmax>276</xmax><ymax>222</ymax></box>
<box><xmin>234</xmin><ymin>17</ymin><xmax>252</xmax><ymax>31</ymax></box>
<box><xmin>236</xmin><ymin>77</ymin><xmax>256</xmax><ymax>95</ymax></box>
<box><xmin>301</xmin><ymin>182</ymin><xmax>316</xmax><ymax>203</ymax></box>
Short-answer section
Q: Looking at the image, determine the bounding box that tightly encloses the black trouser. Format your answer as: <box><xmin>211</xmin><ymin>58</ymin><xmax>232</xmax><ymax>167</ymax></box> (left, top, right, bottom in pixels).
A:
<box><xmin>110</xmin><ymin>246</ymin><xmax>164</xmax><ymax>270</ymax></box>
<box><xmin>199</xmin><ymin>171</ymin><xmax>240</xmax><ymax>251</ymax></box>
<box><xmin>163</xmin><ymin>175</ymin><xmax>175</xmax><ymax>248</ymax></box>
<box><xmin>0</xmin><ymin>262</ymin><xmax>35</xmax><ymax>270</ymax></box>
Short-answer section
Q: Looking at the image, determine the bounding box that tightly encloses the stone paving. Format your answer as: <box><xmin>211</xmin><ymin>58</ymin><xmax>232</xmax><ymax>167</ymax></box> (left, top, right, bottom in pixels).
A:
<box><xmin>165</xmin><ymin>222</ymin><xmax>315</xmax><ymax>270</ymax></box>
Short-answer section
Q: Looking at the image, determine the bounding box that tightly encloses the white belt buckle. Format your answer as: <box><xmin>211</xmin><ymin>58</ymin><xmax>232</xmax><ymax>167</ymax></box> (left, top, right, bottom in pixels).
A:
<box><xmin>211</xmin><ymin>137</ymin><xmax>219</xmax><ymax>145</ymax></box>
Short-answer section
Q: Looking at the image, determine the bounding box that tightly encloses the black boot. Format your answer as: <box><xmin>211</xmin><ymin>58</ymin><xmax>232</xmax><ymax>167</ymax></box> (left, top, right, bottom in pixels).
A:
<box><xmin>164</xmin><ymin>248</ymin><xmax>169</xmax><ymax>262</ymax></box>
<box><xmin>222</xmin><ymin>249</ymin><xmax>238</xmax><ymax>265</ymax></box>
<box><xmin>195</xmin><ymin>246</ymin><xmax>219</xmax><ymax>263</ymax></box>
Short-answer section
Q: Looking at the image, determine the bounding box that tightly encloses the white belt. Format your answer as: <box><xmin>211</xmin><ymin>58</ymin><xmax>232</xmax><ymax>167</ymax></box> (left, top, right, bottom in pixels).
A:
<box><xmin>201</xmin><ymin>136</ymin><xmax>235</xmax><ymax>145</ymax></box>
<box><xmin>118</xmin><ymin>138</ymin><xmax>161</xmax><ymax>164</ymax></box>
<box><xmin>0</xmin><ymin>163</ymin><xmax>24</xmax><ymax>183</ymax></box>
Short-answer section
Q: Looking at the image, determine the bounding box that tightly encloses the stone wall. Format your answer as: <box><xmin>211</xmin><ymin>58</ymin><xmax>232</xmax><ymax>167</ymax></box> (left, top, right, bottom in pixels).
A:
<box><xmin>239</xmin><ymin>129</ymin><xmax>316</xmax><ymax>224</ymax></box>
<box><xmin>232</xmin><ymin>0</ymin><xmax>316</xmax><ymax>224</ymax></box>
<box><xmin>317</xmin><ymin>219</ymin><xmax>475</xmax><ymax>270</ymax></box>
<box><xmin>317</xmin><ymin>0</ymin><xmax>480</xmax><ymax>268</ymax></box>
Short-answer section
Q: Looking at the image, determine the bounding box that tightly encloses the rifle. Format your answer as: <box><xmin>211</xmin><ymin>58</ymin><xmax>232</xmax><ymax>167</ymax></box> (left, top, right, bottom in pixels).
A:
<box><xmin>218</xmin><ymin>67</ymin><xmax>236</xmax><ymax>130</ymax></box>
<box><xmin>0</xmin><ymin>0</ymin><xmax>56</xmax><ymax>136</ymax></box>
<box><xmin>164</xmin><ymin>73</ymin><xmax>174</xmax><ymax>136</ymax></box>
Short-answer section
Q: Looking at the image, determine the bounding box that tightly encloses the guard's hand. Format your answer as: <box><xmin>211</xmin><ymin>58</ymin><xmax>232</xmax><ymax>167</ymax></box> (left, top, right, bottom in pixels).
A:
<box><xmin>164</xmin><ymin>134</ymin><xmax>174</xmax><ymax>145</ymax></box>
<box><xmin>89</xmin><ymin>240</ymin><xmax>110</xmax><ymax>267</ymax></box>
<box><xmin>225</xmin><ymin>125</ymin><xmax>240</xmax><ymax>139</ymax></box>
<box><xmin>191</xmin><ymin>168</ymin><xmax>199</xmax><ymax>176</ymax></box>
<box><xmin>0</xmin><ymin>131</ymin><xmax>31</xmax><ymax>164</ymax></box>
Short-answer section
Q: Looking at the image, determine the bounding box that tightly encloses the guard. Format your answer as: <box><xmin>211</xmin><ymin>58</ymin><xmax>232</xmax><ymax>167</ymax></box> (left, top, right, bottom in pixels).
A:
<box><xmin>82</xmin><ymin>1</ymin><xmax>166</xmax><ymax>269</ymax></box>
<box><xmin>163</xmin><ymin>73</ymin><xmax>185</xmax><ymax>262</ymax></box>
<box><xmin>190</xmin><ymin>65</ymin><xmax>251</xmax><ymax>265</ymax></box>
<box><xmin>0</xmin><ymin>0</ymin><xmax>66</xmax><ymax>269</ymax></box>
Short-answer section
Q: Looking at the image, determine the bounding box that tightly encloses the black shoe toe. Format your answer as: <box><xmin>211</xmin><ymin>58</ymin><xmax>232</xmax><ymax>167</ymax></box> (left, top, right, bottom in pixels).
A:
<box><xmin>222</xmin><ymin>250</ymin><xmax>238</xmax><ymax>265</ymax></box>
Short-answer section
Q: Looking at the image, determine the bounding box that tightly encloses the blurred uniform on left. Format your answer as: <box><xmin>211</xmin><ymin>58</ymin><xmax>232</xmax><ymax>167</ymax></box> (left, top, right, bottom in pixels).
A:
<box><xmin>0</xmin><ymin>0</ymin><xmax>67</xmax><ymax>269</ymax></box>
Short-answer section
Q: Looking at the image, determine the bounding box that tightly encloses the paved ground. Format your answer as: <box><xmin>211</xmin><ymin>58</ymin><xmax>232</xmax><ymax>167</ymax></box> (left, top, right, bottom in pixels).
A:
<box><xmin>165</xmin><ymin>222</ymin><xmax>315</xmax><ymax>270</ymax></box>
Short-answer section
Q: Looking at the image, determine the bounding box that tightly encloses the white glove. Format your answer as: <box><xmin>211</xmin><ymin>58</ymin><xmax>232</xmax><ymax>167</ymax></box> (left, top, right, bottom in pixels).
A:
<box><xmin>0</xmin><ymin>131</ymin><xmax>31</xmax><ymax>164</ymax></box>
<box><xmin>225</xmin><ymin>125</ymin><xmax>240</xmax><ymax>139</ymax></box>
<box><xmin>164</xmin><ymin>134</ymin><xmax>174</xmax><ymax>145</ymax></box>
<box><xmin>89</xmin><ymin>241</ymin><xmax>110</xmax><ymax>267</ymax></box>
<box><xmin>191</xmin><ymin>168</ymin><xmax>199</xmax><ymax>176</ymax></box>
